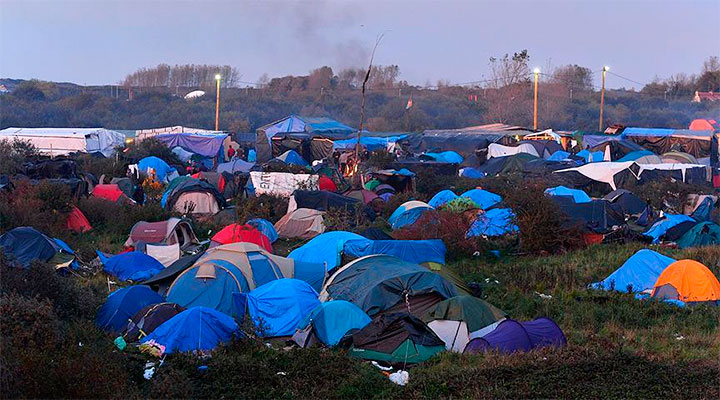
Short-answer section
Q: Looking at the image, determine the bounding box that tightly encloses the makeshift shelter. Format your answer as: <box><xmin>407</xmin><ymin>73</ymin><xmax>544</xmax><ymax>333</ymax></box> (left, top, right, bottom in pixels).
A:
<box><xmin>99</xmin><ymin>251</ymin><xmax>164</xmax><ymax>282</ymax></box>
<box><xmin>370</xmin><ymin>169</ymin><xmax>415</xmax><ymax>194</ymax></box>
<box><xmin>464</xmin><ymin>318</ymin><xmax>566</xmax><ymax>354</ymax></box>
<box><xmin>96</xmin><ymin>286</ymin><xmax>164</xmax><ymax>333</ymax></box>
<box><xmin>0</xmin><ymin>227</ymin><xmax>75</xmax><ymax>269</ymax></box>
<box><xmin>545</xmin><ymin>186</ymin><xmax>592</xmax><ymax>203</ymax></box>
<box><xmin>589</xmin><ymin>139</ymin><xmax>645</xmax><ymax>161</ymax></box>
<box><xmin>140</xmin><ymin>307</ymin><xmax>239</xmax><ymax>354</ymax></box>
<box><xmin>554</xmin><ymin>161</ymin><xmax>636</xmax><ymax>191</ymax></box>
<box><xmin>603</xmin><ymin>189</ymin><xmax>648</xmax><ymax>216</ymax></box>
<box><xmin>676</xmin><ymin>222</ymin><xmax>720</xmax><ymax>249</ymax></box>
<box><xmin>651</xmin><ymin>260</ymin><xmax>720</xmax><ymax>304</ymax></box>
<box><xmin>256</xmin><ymin>115</ymin><xmax>355</xmax><ymax>162</ymax></box>
<box><xmin>166</xmin><ymin>243</ymin><xmax>325</xmax><ymax>315</ymax></box>
<box><xmin>467</xmin><ymin>208</ymin><xmax>518</xmax><ymax>237</ymax></box>
<box><xmin>644</xmin><ymin>214</ymin><xmax>695</xmax><ymax>244</ymax></box>
<box><xmin>343</xmin><ymin>239</ymin><xmax>446</xmax><ymax>265</ymax></box>
<box><xmin>137</xmin><ymin>156</ymin><xmax>178</xmax><ymax>183</ymax></box>
<box><xmin>388</xmin><ymin>201</ymin><xmax>433</xmax><ymax>230</ymax></box>
<box><xmin>92</xmin><ymin>184</ymin><xmax>134</xmax><ymax>204</ymax></box>
<box><xmin>684</xmin><ymin>195</ymin><xmax>717</xmax><ymax>221</ymax></box>
<box><xmin>288</xmin><ymin>231</ymin><xmax>365</xmax><ymax>272</ymax></box>
<box><xmin>589</xmin><ymin>249</ymin><xmax>676</xmax><ymax>293</ymax></box>
<box><xmin>210</xmin><ymin>224</ymin><xmax>272</xmax><ymax>252</ymax></box>
<box><xmin>247</xmin><ymin>171</ymin><xmax>319</xmax><ymax>197</ymax></box>
<box><xmin>288</xmin><ymin>190</ymin><xmax>360</xmax><ymax>214</ymax></box>
<box><xmin>144</xmin><ymin>131</ymin><xmax>228</xmax><ymax>159</ymax></box>
<box><xmin>274</xmin><ymin>208</ymin><xmax>325</xmax><ymax>239</ymax></box>
<box><xmin>238</xmin><ymin>279</ymin><xmax>320</xmax><ymax>337</ymax></box>
<box><xmin>554</xmin><ymin>199</ymin><xmax>626</xmax><ymax>234</ymax></box>
<box><xmin>622</xmin><ymin>127</ymin><xmax>717</xmax><ymax>162</ymax></box>
<box><xmin>320</xmin><ymin>255</ymin><xmax>458</xmax><ymax>317</ymax></box>
<box><xmin>333</xmin><ymin>134</ymin><xmax>407</xmax><ymax>152</ymax></box>
<box><xmin>162</xmin><ymin>178</ymin><xmax>226</xmax><ymax>215</ymax></box>
<box><xmin>343</xmin><ymin>189</ymin><xmax>379</xmax><ymax>204</ymax></box>
<box><xmin>66</xmin><ymin>205</ymin><xmax>92</xmax><ymax>233</ymax></box>
<box><xmin>487</xmin><ymin>143</ymin><xmax>539</xmax><ymax>159</ymax></box>
<box><xmin>348</xmin><ymin>312</ymin><xmax>446</xmax><ymax>365</ymax></box>
<box><xmin>125</xmin><ymin>218</ymin><xmax>199</xmax><ymax>252</ymax></box>
<box><xmin>217</xmin><ymin>159</ymin><xmax>255</xmax><ymax>174</ymax></box>
<box><xmin>0</xmin><ymin>127</ymin><xmax>124</xmax><ymax>157</ymax></box>
<box><xmin>246</xmin><ymin>218</ymin><xmax>279</xmax><ymax>243</ymax></box>
<box><xmin>478</xmin><ymin>153</ymin><xmax>546</xmax><ymax>176</ymax></box>
<box><xmin>576</xmin><ymin>149</ymin><xmax>605</xmax><ymax>163</ymax></box>
<box><xmin>271</xmin><ymin>150</ymin><xmax>309</xmax><ymax>167</ymax></box>
<box><xmin>124</xmin><ymin>302</ymin><xmax>186</xmax><ymax>342</ymax></box>
<box><xmin>420</xmin><ymin>151</ymin><xmax>464</xmax><ymax>164</ymax></box>
<box><xmin>293</xmin><ymin>300</ymin><xmax>371</xmax><ymax>347</ymax></box>
<box><xmin>461</xmin><ymin>189</ymin><xmax>502</xmax><ymax>210</ymax></box>
<box><xmin>422</xmin><ymin>296</ymin><xmax>507</xmax><ymax>352</ymax></box>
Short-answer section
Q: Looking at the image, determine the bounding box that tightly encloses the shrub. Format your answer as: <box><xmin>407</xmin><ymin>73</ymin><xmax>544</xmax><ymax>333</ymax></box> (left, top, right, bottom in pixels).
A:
<box><xmin>72</xmin><ymin>153</ymin><xmax>125</xmax><ymax>178</ymax></box>
<box><xmin>123</xmin><ymin>137</ymin><xmax>181</xmax><ymax>166</ymax></box>
<box><xmin>394</xmin><ymin>209</ymin><xmax>487</xmax><ymax>258</ymax></box>
<box><xmin>234</xmin><ymin>194</ymin><xmax>289</xmax><ymax>224</ymax></box>
<box><xmin>0</xmin><ymin>138</ymin><xmax>39</xmax><ymax>175</ymax></box>
<box><xmin>0</xmin><ymin>180</ymin><xmax>73</xmax><ymax>236</ymax></box>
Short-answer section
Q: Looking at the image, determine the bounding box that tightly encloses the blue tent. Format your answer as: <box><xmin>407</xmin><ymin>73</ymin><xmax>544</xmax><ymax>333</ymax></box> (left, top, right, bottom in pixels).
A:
<box><xmin>461</xmin><ymin>189</ymin><xmax>502</xmax><ymax>210</ymax></box>
<box><xmin>467</xmin><ymin>208</ymin><xmax>518</xmax><ymax>237</ymax></box>
<box><xmin>644</xmin><ymin>214</ymin><xmax>695</xmax><ymax>244</ymax></box>
<box><xmin>333</xmin><ymin>135</ymin><xmax>406</xmax><ymax>152</ymax></box>
<box><xmin>690</xmin><ymin>197</ymin><xmax>715</xmax><ymax>222</ymax></box>
<box><xmin>99</xmin><ymin>251</ymin><xmax>164</xmax><ymax>282</ymax></box>
<box><xmin>260</xmin><ymin>115</ymin><xmax>356</xmax><ymax>141</ymax></box>
<box><xmin>272</xmin><ymin>150</ymin><xmax>309</xmax><ymax>167</ymax></box>
<box><xmin>424</xmin><ymin>151</ymin><xmax>464</xmax><ymax>164</ymax></box>
<box><xmin>96</xmin><ymin>286</ymin><xmax>164</xmax><ymax>333</ymax></box>
<box><xmin>459</xmin><ymin>168</ymin><xmax>485</xmax><ymax>179</ymax></box>
<box><xmin>589</xmin><ymin>249</ymin><xmax>676</xmax><ymax>293</ymax></box>
<box><xmin>288</xmin><ymin>231</ymin><xmax>365</xmax><ymax>272</ymax></box>
<box><xmin>388</xmin><ymin>201</ymin><xmax>433</xmax><ymax>230</ymax></box>
<box><xmin>343</xmin><ymin>239</ymin><xmax>446</xmax><ymax>265</ymax></box>
<box><xmin>239</xmin><ymin>279</ymin><xmax>320</xmax><ymax>337</ymax></box>
<box><xmin>618</xmin><ymin>150</ymin><xmax>655</xmax><ymax>162</ymax></box>
<box><xmin>138</xmin><ymin>156</ymin><xmax>177</xmax><ymax>183</ymax></box>
<box><xmin>246</xmin><ymin>218</ymin><xmax>278</xmax><ymax>243</ymax></box>
<box><xmin>547</xmin><ymin>151</ymin><xmax>571</xmax><ymax>161</ymax></box>
<box><xmin>248</xmin><ymin>149</ymin><xmax>257</xmax><ymax>162</ymax></box>
<box><xmin>140</xmin><ymin>307</ymin><xmax>239</xmax><ymax>354</ymax></box>
<box><xmin>428</xmin><ymin>190</ymin><xmax>459</xmax><ymax>208</ymax></box>
<box><xmin>298</xmin><ymin>300</ymin><xmax>371</xmax><ymax>346</ymax></box>
<box><xmin>0</xmin><ymin>226</ymin><xmax>62</xmax><ymax>268</ymax></box>
<box><xmin>545</xmin><ymin>186</ymin><xmax>592</xmax><ymax>203</ymax></box>
<box><xmin>576</xmin><ymin>150</ymin><xmax>605</xmax><ymax>163</ymax></box>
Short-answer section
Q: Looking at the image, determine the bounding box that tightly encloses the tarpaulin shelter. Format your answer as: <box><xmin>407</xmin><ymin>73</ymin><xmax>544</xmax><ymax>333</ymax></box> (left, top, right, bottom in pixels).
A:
<box><xmin>288</xmin><ymin>231</ymin><xmax>365</xmax><ymax>272</ymax></box>
<box><xmin>388</xmin><ymin>201</ymin><xmax>433</xmax><ymax>229</ymax></box>
<box><xmin>92</xmin><ymin>184</ymin><xmax>134</xmax><ymax>204</ymax></box>
<box><xmin>603</xmin><ymin>189</ymin><xmax>648</xmax><ymax>216</ymax></box>
<box><xmin>676</xmin><ymin>222</ymin><xmax>720</xmax><ymax>249</ymax></box>
<box><xmin>464</xmin><ymin>318</ymin><xmax>566</xmax><ymax>354</ymax></box>
<box><xmin>238</xmin><ymin>279</ymin><xmax>320</xmax><ymax>337</ymax></box>
<box><xmin>554</xmin><ymin>161</ymin><xmax>637</xmax><ymax>191</ymax></box>
<box><xmin>0</xmin><ymin>127</ymin><xmax>124</xmax><ymax>157</ymax></box>
<box><xmin>576</xmin><ymin>149</ymin><xmax>606</xmax><ymax>163</ymax></box>
<box><xmin>644</xmin><ymin>214</ymin><xmax>695</xmax><ymax>244</ymax></box>
<box><xmin>211</xmin><ymin>223</ymin><xmax>272</xmax><ymax>252</ymax></box>
<box><xmin>618</xmin><ymin>150</ymin><xmax>663</xmax><ymax>164</ymax></box>
<box><xmin>247</xmin><ymin>171</ymin><xmax>318</xmax><ymax>197</ymax></box>
<box><xmin>334</xmin><ymin>135</ymin><xmax>406</xmax><ymax>152</ymax></box>
<box><xmin>488</xmin><ymin>143</ymin><xmax>539</xmax><ymax>159</ymax></box>
<box><xmin>166</xmin><ymin>243</ymin><xmax>325</xmax><ymax>315</ymax></box>
<box><xmin>274</xmin><ymin>208</ymin><xmax>325</xmax><ymax>239</ymax></box>
<box><xmin>319</xmin><ymin>255</ymin><xmax>458</xmax><ymax>317</ymax></box>
<box><xmin>288</xmin><ymin>190</ymin><xmax>360</xmax><ymax>214</ymax></box>
<box><xmin>217</xmin><ymin>159</ymin><xmax>255</xmax><ymax>174</ymax></box>
<box><xmin>0</xmin><ymin>227</ymin><xmax>74</xmax><ymax>269</ymax></box>
<box><xmin>589</xmin><ymin>249</ymin><xmax>676</xmax><ymax>293</ymax></box>
<box><xmin>256</xmin><ymin>115</ymin><xmax>355</xmax><ymax>162</ymax></box>
<box><xmin>348</xmin><ymin>312</ymin><xmax>446</xmax><ymax>365</ymax></box>
<box><xmin>589</xmin><ymin>139</ymin><xmax>645</xmax><ymax>161</ymax></box>
<box><xmin>246</xmin><ymin>218</ymin><xmax>278</xmax><ymax>243</ymax></box>
<box><xmin>622</xmin><ymin>127</ymin><xmax>718</xmax><ymax>162</ymax></box>
<box><xmin>21</xmin><ymin>158</ymin><xmax>78</xmax><ymax>179</ymax></box>
<box><xmin>137</xmin><ymin>156</ymin><xmax>178</xmax><ymax>183</ymax></box>
<box><xmin>420</xmin><ymin>151</ymin><xmax>464</xmax><ymax>164</ymax></box>
<box><xmin>96</xmin><ymin>286</ymin><xmax>164</xmax><ymax>333</ymax></box>
<box><xmin>422</xmin><ymin>296</ymin><xmax>506</xmax><ymax>352</ymax></box>
<box><xmin>467</xmin><ymin>208</ymin><xmax>518</xmax><ymax>237</ymax></box>
<box><xmin>370</xmin><ymin>169</ymin><xmax>416</xmax><ymax>194</ymax></box>
<box><xmin>517</xmin><ymin>140</ymin><xmax>564</xmax><ymax>159</ymax></box>
<box><xmin>162</xmin><ymin>178</ymin><xmax>226</xmax><ymax>215</ymax></box>
<box><xmin>635</xmin><ymin>163</ymin><xmax>710</xmax><ymax>185</ymax></box>
<box><xmin>66</xmin><ymin>205</ymin><xmax>92</xmax><ymax>233</ymax></box>
<box><xmin>150</xmin><ymin>132</ymin><xmax>228</xmax><ymax>159</ymax></box>
<box><xmin>140</xmin><ymin>306</ymin><xmax>239</xmax><ymax>354</ymax></box>
<box><xmin>343</xmin><ymin>239</ymin><xmax>446</xmax><ymax>265</ymax></box>
<box><xmin>402</xmin><ymin>126</ymin><xmax>529</xmax><ymax>159</ymax></box>
<box><xmin>123</xmin><ymin>302</ymin><xmax>186</xmax><ymax>342</ymax></box>
<box><xmin>428</xmin><ymin>190</ymin><xmax>459</xmax><ymax>208</ymax></box>
<box><xmin>99</xmin><ymin>251</ymin><xmax>164</xmax><ymax>282</ymax></box>
<box><xmin>478</xmin><ymin>153</ymin><xmax>546</xmax><ymax>177</ymax></box>
<box><xmin>271</xmin><ymin>150</ymin><xmax>309</xmax><ymax>167</ymax></box>
<box><xmin>651</xmin><ymin>260</ymin><xmax>720</xmax><ymax>304</ymax></box>
<box><xmin>545</xmin><ymin>185</ymin><xmax>592</xmax><ymax>203</ymax></box>
<box><xmin>461</xmin><ymin>189</ymin><xmax>502</xmax><ymax>210</ymax></box>
<box><xmin>553</xmin><ymin>198</ymin><xmax>626</xmax><ymax>234</ymax></box>
<box><xmin>293</xmin><ymin>300</ymin><xmax>371</xmax><ymax>347</ymax></box>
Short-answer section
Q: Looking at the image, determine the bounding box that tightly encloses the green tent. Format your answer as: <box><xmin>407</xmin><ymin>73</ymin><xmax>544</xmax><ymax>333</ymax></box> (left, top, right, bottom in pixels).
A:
<box><xmin>677</xmin><ymin>222</ymin><xmax>720</xmax><ymax>249</ymax></box>
<box><xmin>421</xmin><ymin>262</ymin><xmax>471</xmax><ymax>296</ymax></box>
<box><xmin>421</xmin><ymin>296</ymin><xmax>506</xmax><ymax>352</ymax></box>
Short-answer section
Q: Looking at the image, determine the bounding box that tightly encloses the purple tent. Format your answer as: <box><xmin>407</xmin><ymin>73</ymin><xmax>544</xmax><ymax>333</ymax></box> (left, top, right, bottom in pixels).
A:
<box><xmin>155</xmin><ymin>133</ymin><xmax>227</xmax><ymax>158</ymax></box>
<box><xmin>464</xmin><ymin>317</ymin><xmax>566</xmax><ymax>354</ymax></box>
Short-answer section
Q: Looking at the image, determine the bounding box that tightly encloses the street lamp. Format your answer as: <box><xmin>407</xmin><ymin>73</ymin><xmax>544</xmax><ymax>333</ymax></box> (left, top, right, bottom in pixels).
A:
<box><xmin>215</xmin><ymin>74</ymin><xmax>221</xmax><ymax>131</ymax></box>
<box><xmin>533</xmin><ymin>68</ymin><xmax>540</xmax><ymax>130</ymax></box>
<box><xmin>599</xmin><ymin>66</ymin><xmax>609</xmax><ymax>132</ymax></box>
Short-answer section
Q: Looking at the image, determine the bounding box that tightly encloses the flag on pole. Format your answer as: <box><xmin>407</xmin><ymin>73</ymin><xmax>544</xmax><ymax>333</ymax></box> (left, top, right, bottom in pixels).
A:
<box><xmin>405</xmin><ymin>97</ymin><xmax>413</xmax><ymax>110</ymax></box>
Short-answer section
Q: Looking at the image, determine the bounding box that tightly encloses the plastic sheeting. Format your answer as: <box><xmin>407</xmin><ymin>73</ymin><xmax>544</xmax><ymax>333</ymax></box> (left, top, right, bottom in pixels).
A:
<box><xmin>644</xmin><ymin>214</ymin><xmax>695</xmax><ymax>243</ymax></box>
<box><xmin>343</xmin><ymin>239</ymin><xmax>446</xmax><ymax>265</ymax></box>
<box><xmin>248</xmin><ymin>172</ymin><xmax>318</xmax><ymax>197</ymax></box>
<box><xmin>554</xmin><ymin>161</ymin><xmax>635</xmax><ymax>190</ymax></box>
<box><xmin>154</xmin><ymin>133</ymin><xmax>227</xmax><ymax>158</ymax></box>
<box><xmin>217</xmin><ymin>159</ymin><xmax>255</xmax><ymax>174</ymax></box>
<box><xmin>488</xmin><ymin>143</ymin><xmax>539</xmax><ymax>159</ymax></box>
<box><xmin>460</xmin><ymin>189</ymin><xmax>502</xmax><ymax>210</ymax></box>
<box><xmin>241</xmin><ymin>279</ymin><xmax>320</xmax><ymax>337</ymax></box>
<box><xmin>467</xmin><ymin>208</ymin><xmax>518</xmax><ymax>237</ymax></box>
<box><xmin>428</xmin><ymin>190</ymin><xmax>459</xmax><ymax>208</ymax></box>
<box><xmin>545</xmin><ymin>186</ymin><xmax>592</xmax><ymax>203</ymax></box>
<box><xmin>99</xmin><ymin>251</ymin><xmax>164</xmax><ymax>282</ymax></box>
<box><xmin>289</xmin><ymin>231</ymin><xmax>365</xmax><ymax>271</ymax></box>
<box><xmin>297</xmin><ymin>300</ymin><xmax>371</xmax><ymax>346</ymax></box>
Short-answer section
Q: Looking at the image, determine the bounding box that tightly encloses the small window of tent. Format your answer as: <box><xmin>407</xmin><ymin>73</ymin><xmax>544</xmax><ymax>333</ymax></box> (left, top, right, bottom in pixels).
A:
<box><xmin>247</xmin><ymin>252</ymin><xmax>283</xmax><ymax>287</ymax></box>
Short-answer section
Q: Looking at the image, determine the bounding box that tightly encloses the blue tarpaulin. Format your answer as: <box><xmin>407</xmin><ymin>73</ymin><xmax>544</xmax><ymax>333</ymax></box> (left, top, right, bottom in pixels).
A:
<box><xmin>461</xmin><ymin>189</ymin><xmax>502</xmax><ymax>210</ymax></box>
<box><xmin>138</xmin><ymin>156</ymin><xmax>177</xmax><ymax>183</ymax></box>
<box><xmin>428</xmin><ymin>190</ymin><xmax>459</xmax><ymax>208</ymax></box>
<box><xmin>273</xmin><ymin>150</ymin><xmax>309</xmax><ymax>167</ymax></box>
<box><xmin>247</xmin><ymin>218</ymin><xmax>278</xmax><ymax>243</ymax></box>
<box><xmin>644</xmin><ymin>214</ymin><xmax>695</xmax><ymax>243</ymax></box>
<box><xmin>298</xmin><ymin>300</ymin><xmax>371</xmax><ymax>346</ymax></box>
<box><xmin>240</xmin><ymin>279</ymin><xmax>320</xmax><ymax>337</ymax></box>
<box><xmin>424</xmin><ymin>151</ymin><xmax>464</xmax><ymax>164</ymax></box>
<box><xmin>333</xmin><ymin>135</ymin><xmax>406</xmax><ymax>151</ymax></box>
<box><xmin>217</xmin><ymin>159</ymin><xmax>255</xmax><ymax>174</ymax></box>
<box><xmin>545</xmin><ymin>186</ymin><xmax>592</xmax><ymax>203</ymax></box>
<box><xmin>99</xmin><ymin>251</ymin><xmax>164</xmax><ymax>282</ymax></box>
<box><xmin>154</xmin><ymin>133</ymin><xmax>227</xmax><ymax>158</ymax></box>
<box><xmin>288</xmin><ymin>231</ymin><xmax>365</xmax><ymax>271</ymax></box>
<box><xmin>547</xmin><ymin>151</ymin><xmax>571</xmax><ymax>161</ymax></box>
<box><xmin>96</xmin><ymin>286</ymin><xmax>164</xmax><ymax>333</ymax></box>
<box><xmin>467</xmin><ymin>208</ymin><xmax>518</xmax><ymax>237</ymax></box>
<box><xmin>263</xmin><ymin>115</ymin><xmax>356</xmax><ymax>141</ymax></box>
<box><xmin>343</xmin><ymin>239</ymin><xmax>446</xmax><ymax>265</ymax></box>
<box><xmin>589</xmin><ymin>249</ymin><xmax>676</xmax><ymax>293</ymax></box>
<box><xmin>388</xmin><ymin>201</ymin><xmax>433</xmax><ymax>230</ymax></box>
<box><xmin>459</xmin><ymin>168</ymin><xmax>485</xmax><ymax>179</ymax></box>
<box><xmin>140</xmin><ymin>307</ymin><xmax>239</xmax><ymax>353</ymax></box>
<box><xmin>576</xmin><ymin>150</ymin><xmax>605</xmax><ymax>163</ymax></box>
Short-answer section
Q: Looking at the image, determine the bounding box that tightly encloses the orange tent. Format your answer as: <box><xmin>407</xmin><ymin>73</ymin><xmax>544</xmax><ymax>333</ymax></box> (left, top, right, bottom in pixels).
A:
<box><xmin>689</xmin><ymin>119</ymin><xmax>718</xmax><ymax>131</ymax></box>
<box><xmin>66</xmin><ymin>205</ymin><xmax>92</xmax><ymax>233</ymax></box>
<box><xmin>651</xmin><ymin>259</ymin><xmax>720</xmax><ymax>303</ymax></box>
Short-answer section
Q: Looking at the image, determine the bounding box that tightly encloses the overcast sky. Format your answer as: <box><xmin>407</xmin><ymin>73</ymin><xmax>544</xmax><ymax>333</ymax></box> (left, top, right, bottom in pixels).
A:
<box><xmin>1</xmin><ymin>0</ymin><xmax>718</xmax><ymax>89</ymax></box>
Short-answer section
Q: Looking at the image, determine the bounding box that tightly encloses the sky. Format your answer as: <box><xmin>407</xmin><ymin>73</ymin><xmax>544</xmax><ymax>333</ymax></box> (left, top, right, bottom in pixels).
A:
<box><xmin>1</xmin><ymin>0</ymin><xmax>719</xmax><ymax>89</ymax></box>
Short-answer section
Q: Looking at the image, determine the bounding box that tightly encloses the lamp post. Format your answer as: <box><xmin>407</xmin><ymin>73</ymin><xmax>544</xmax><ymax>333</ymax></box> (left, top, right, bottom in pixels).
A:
<box><xmin>215</xmin><ymin>74</ymin><xmax>221</xmax><ymax>131</ymax></box>
<box><xmin>533</xmin><ymin>68</ymin><xmax>540</xmax><ymax>130</ymax></box>
<box><xmin>599</xmin><ymin>66</ymin><xmax>609</xmax><ymax>132</ymax></box>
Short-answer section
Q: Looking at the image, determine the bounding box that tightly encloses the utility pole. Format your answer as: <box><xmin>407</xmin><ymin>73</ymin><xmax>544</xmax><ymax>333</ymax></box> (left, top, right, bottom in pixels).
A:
<box><xmin>533</xmin><ymin>68</ymin><xmax>540</xmax><ymax>130</ymax></box>
<box><xmin>599</xmin><ymin>66</ymin><xmax>609</xmax><ymax>132</ymax></box>
<box><xmin>215</xmin><ymin>74</ymin><xmax>221</xmax><ymax>131</ymax></box>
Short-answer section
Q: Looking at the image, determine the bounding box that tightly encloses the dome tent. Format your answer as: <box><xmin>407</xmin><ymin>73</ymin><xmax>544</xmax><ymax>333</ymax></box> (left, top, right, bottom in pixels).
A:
<box><xmin>388</xmin><ymin>201</ymin><xmax>433</xmax><ymax>230</ymax></box>
<box><xmin>651</xmin><ymin>260</ymin><xmax>720</xmax><ymax>304</ymax></box>
<box><xmin>98</xmin><ymin>251</ymin><xmax>164</xmax><ymax>282</ymax></box>
<box><xmin>96</xmin><ymin>286</ymin><xmax>164</xmax><ymax>333</ymax></box>
<box><xmin>238</xmin><ymin>279</ymin><xmax>320</xmax><ymax>337</ymax></box>
<box><xmin>293</xmin><ymin>300</ymin><xmax>371</xmax><ymax>347</ymax></box>
<box><xmin>137</xmin><ymin>156</ymin><xmax>178</xmax><ymax>183</ymax></box>
<box><xmin>428</xmin><ymin>190</ymin><xmax>459</xmax><ymax>208</ymax></box>
<box><xmin>676</xmin><ymin>222</ymin><xmax>720</xmax><ymax>249</ymax></box>
<box><xmin>545</xmin><ymin>186</ymin><xmax>591</xmax><ymax>203</ymax></box>
<box><xmin>274</xmin><ymin>208</ymin><xmax>325</xmax><ymax>239</ymax></box>
<box><xmin>0</xmin><ymin>226</ymin><xmax>74</xmax><ymax>269</ymax></box>
<box><xmin>422</xmin><ymin>296</ymin><xmax>507</xmax><ymax>352</ymax></box>
<box><xmin>288</xmin><ymin>231</ymin><xmax>365</xmax><ymax>272</ymax></box>
<box><xmin>460</xmin><ymin>189</ymin><xmax>502</xmax><ymax>210</ymax></box>
<box><xmin>464</xmin><ymin>317</ymin><xmax>566</xmax><ymax>354</ymax></box>
<box><xmin>210</xmin><ymin>223</ymin><xmax>273</xmax><ymax>252</ymax></box>
<box><xmin>589</xmin><ymin>249</ymin><xmax>676</xmax><ymax>293</ymax></box>
<box><xmin>140</xmin><ymin>307</ymin><xmax>239</xmax><ymax>354</ymax></box>
<box><xmin>247</xmin><ymin>218</ymin><xmax>278</xmax><ymax>243</ymax></box>
<box><xmin>123</xmin><ymin>302</ymin><xmax>186</xmax><ymax>342</ymax></box>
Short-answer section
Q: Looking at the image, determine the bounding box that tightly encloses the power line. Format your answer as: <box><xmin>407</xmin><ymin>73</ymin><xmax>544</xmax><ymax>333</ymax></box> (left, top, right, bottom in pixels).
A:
<box><xmin>606</xmin><ymin>71</ymin><xmax>647</xmax><ymax>87</ymax></box>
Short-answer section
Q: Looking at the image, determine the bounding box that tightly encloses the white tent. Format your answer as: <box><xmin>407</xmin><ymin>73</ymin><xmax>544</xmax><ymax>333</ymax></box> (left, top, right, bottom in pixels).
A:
<box><xmin>0</xmin><ymin>127</ymin><xmax>125</xmax><ymax>157</ymax></box>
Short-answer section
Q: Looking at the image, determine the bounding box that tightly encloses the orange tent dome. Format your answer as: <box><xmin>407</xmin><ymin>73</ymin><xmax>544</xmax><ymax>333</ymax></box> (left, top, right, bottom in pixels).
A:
<box><xmin>651</xmin><ymin>259</ymin><xmax>720</xmax><ymax>303</ymax></box>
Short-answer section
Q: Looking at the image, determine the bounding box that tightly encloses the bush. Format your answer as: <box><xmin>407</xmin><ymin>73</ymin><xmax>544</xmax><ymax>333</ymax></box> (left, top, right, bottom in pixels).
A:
<box><xmin>234</xmin><ymin>194</ymin><xmax>289</xmax><ymax>224</ymax></box>
<box><xmin>0</xmin><ymin>138</ymin><xmax>39</xmax><ymax>175</ymax></box>
<box><xmin>394</xmin><ymin>209</ymin><xmax>488</xmax><ymax>258</ymax></box>
<box><xmin>73</xmin><ymin>153</ymin><xmax>125</xmax><ymax>178</ymax></box>
<box><xmin>77</xmin><ymin>197</ymin><xmax>174</xmax><ymax>236</ymax></box>
<box><xmin>123</xmin><ymin>137</ymin><xmax>181</xmax><ymax>166</ymax></box>
<box><xmin>0</xmin><ymin>180</ymin><xmax>73</xmax><ymax>236</ymax></box>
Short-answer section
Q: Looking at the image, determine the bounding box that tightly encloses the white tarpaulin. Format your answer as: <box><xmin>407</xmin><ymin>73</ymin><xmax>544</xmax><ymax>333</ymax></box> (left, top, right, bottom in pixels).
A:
<box><xmin>249</xmin><ymin>172</ymin><xmax>318</xmax><ymax>197</ymax></box>
<box><xmin>554</xmin><ymin>161</ymin><xmax>636</xmax><ymax>190</ymax></box>
<box><xmin>488</xmin><ymin>143</ymin><xmax>539</xmax><ymax>159</ymax></box>
<box><xmin>0</xmin><ymin>127</ymin><xmax>125</xmax><ymax>157</ymax></box>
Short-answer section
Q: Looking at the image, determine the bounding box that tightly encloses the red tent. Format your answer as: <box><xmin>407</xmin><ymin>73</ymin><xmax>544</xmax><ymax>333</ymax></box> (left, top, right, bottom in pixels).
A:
<box><xmin>92</xmin><ymin>184</ymin><xmax>131</xmax><ymax>203</ymax></box>
<box><xmin>66</xmin><ymin>205</ymin><xmax>92</xmax><ymax>233</ymax></box>
<box><xmin>318</xmin><ymin>175</ymin><xmax>337</xmax><ymax>192</ymax></box>
<box><xmin>210</xmin><ymin>224</ymin><xmax>273</xmax><ymax>252</ymax></box>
